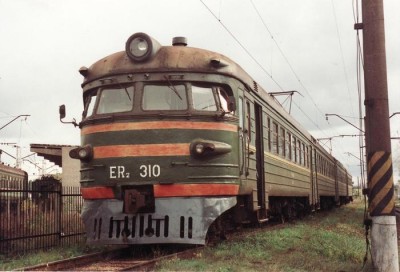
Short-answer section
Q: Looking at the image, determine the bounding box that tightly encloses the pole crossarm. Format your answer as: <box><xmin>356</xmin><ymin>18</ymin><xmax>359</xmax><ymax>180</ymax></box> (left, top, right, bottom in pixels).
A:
<box><xmin>344</xmin><ymin>151</ymin><xmax>363</xmax><ymax>161</ymax></box>
<box><xmin>317</xmin><ymin>134</ymin><xmax>360</xmax><ymax>141</ymax></box>
<box><xmin>325</xmin><ymin>113</ymin><xmax>365</xmax><ymax>133</ymax></box>
<box><xmin>0</xmin><ymin>149</ymin><xmax>16</xmax><ymax>159</ymax></box>
<box><xmin>0</xmin><ymin>115</ymin><xmax>30</xmax><ymax>131</ymax></box>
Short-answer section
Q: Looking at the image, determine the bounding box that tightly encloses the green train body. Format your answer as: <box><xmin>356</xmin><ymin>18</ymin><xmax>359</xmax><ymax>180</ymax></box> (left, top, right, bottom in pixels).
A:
<box><xmin>64</xmin><ymin>33</ymin><xmax>352</xmax><ymax>245</ymax></box>
<box><xmin>0</xmin><ymin>164</ymin><xmax>29</xmax><ymax>211</ymax></box>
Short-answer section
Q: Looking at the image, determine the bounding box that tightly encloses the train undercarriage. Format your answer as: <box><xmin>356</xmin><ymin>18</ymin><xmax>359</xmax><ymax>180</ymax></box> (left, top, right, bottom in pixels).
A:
<box><xmin>207</xmin><ymin>193</ymin><xmax>353</xmax><ymax>241</ymax></box>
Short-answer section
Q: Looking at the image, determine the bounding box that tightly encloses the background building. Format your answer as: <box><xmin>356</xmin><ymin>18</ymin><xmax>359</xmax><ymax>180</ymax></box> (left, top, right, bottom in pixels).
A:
<box><xmin>30</xmin><ymin>144</ymin><xmax>79</xmax><ymax>186</ymax></box>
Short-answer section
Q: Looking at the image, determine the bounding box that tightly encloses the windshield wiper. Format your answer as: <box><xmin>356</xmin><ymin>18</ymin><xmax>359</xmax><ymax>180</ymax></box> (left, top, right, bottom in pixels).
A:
<box><xmin>117</xmin><ymin>82</ymin><xmax>132</xmax><ymax>101</ymax></box>
<box><xmin>163</xmin><ymin>75</ymin><xmax>182</xmax><ymax>100</ymax></box>
<box><xmin>124</xmin><ymin>87</ymin><xmax>132</xmax><ymax>101</ymax></box>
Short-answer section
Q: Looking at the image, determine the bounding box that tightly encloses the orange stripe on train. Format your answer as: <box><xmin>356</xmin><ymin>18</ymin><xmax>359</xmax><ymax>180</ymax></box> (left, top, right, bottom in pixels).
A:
<box><xmin>81</xmin><ymin>184</ymin><xmax>239</xmax><ymax>200</ymax></box>
<box><xmin>94</xmin><ymin>143</ymin><xmax>190</xmax><ymax>159</ymax></box>
<box><xmin>82</xmin><ymin>121</ymin><xmax>238</xmax><ymax>135</ymax></box>
<box><xmin>154</xmin><ymin>184</ymin><xmax>239</xmax><ymax>197</ymax></box>
<box><xmin>81</xmin><ymin>187</ymin><xmax>114</xmax><ymax>199</ymax></box>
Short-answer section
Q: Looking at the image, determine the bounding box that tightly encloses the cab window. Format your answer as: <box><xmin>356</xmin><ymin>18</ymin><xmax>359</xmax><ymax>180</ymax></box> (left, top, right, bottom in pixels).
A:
<box><xmin>192</xmin><ymin>85</ymin><xmax>217</xmax><ymax>111</ymax></box>
<box><xmin>217</xmin><ymin>87</ymin><xmax>230</xmax><ymax>112</ymax></box>
<box><xmin>142</xmin><ymin>84</ymin><xmax>187</xmax><ymax>110</ymax></box>
<box><xmin>84</xmin><ymin>91</ymin><xmax>98</xmax><ymax>118</ymax></box>
<box><xmin>97</xmin><ymin>86</ymin><xmax>134</xmax><ymax>114</ymax></box>
<box><xmin>238</xmin><ymin>97</ymin><xmax>244</xmax><ymax>128</ymax></box>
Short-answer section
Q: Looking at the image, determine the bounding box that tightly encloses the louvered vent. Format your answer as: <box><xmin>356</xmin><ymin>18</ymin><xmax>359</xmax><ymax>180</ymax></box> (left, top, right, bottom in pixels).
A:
<box><xmin>253</xmin><ymin>81</ymin><xmax>258</xmax><ymax>92</ymax></box>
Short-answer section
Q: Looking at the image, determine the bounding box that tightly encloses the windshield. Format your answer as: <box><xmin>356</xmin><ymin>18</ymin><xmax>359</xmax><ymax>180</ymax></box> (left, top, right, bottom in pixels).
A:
<box><xmin>82</xmin><ymin>81</ymin><xmax>235</xmax><ymax>118</ymax></box>
<box><xmin>97</xmin><ymin>86</ymin><xmax>134</xmax><ymax>114</ymax></box>
<box><xmin>142</xmin><ymin>84</ymin><xmax>187</xmax><ymax>110</ymax></box>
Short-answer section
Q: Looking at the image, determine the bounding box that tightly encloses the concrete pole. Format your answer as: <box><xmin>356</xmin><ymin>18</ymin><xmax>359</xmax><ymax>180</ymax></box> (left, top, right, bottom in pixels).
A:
<box><xmin>361</xmin><ymin>0</ymin><xmax>399</xmax><ymax>271</ymax></box>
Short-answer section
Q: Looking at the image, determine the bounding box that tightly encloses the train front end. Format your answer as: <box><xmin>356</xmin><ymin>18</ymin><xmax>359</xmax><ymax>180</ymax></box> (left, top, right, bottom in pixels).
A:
<box><xmin>71</xmin><ymin>33</ymin><xmax>240</xmax><ymax>245</ymax></box>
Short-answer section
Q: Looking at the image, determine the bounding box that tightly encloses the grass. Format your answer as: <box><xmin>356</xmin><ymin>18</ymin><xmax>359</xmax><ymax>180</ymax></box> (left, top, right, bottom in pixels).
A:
<box><xmin>157</xmin><ymin>197</ymin><xmax>379</xmax><ymax>271</ymax></box>
<box><xmin>0</xmin><ymin>244</ymin><xmax>111</xmax><ymax>271</ymax></box>
<box><xmin>0</xmin><ymin>198</ymin><xmax>395</xmax><ymax>271</ymax></box>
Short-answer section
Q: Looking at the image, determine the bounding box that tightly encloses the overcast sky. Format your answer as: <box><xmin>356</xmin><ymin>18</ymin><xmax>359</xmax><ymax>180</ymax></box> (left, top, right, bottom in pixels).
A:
<box><xmin>0</xmin><ymin>0</ymin><xmax>399</xmax><ymax>184</ymax></box>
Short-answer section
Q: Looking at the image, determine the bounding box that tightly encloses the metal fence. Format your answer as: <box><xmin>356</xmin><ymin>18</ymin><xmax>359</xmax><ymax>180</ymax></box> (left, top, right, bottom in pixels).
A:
<box><xmin>0</xmin><ymin>186</ymin><xmax>85</xmax><ymax>255</ymax></box>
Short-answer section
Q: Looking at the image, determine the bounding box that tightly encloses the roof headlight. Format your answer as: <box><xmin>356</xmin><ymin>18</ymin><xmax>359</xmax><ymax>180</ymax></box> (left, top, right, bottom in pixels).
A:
<box><xmin>130</xmin><ymin>37</ymin><xmax>149</xmax><ymax>57</ymax></box>
<box><xmin>125</xmin><ymin>32</ymin><xmax>161</xmax><ymax>62</ymax></box>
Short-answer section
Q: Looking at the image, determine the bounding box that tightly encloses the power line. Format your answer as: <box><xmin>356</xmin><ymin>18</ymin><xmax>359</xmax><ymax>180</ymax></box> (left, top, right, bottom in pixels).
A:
<box><xmin>201</xmin><ymin>0</ymin><xmax>358</xmax><ymax>163</ymax></box>
<box><xmin>249</xmin><ymin>0</ymin><xmax>329</xmax><ymax>121</ymax></box>
<box><xmin>199</xmin><ymin>0</ymin><xmax>284</xmax><ymax>91</ymax></box>
<box><xmin>330</xmin><ymin>0</ymin><xmax>356</xmax><ymax>118</ymax></box>
<box><xmin>247</xmin><ymin>0</ymin><xmax>352</xmax><ymax>160</ymax></box>
<box><xmin>201</xmin><ymin>0</ymin><xmax>328</xmax><ymax>135</ymax></box>
<box><xmin>249</xmin><ymin>0</ymin><xmax>364</xmax><ymax>165</ymax></box>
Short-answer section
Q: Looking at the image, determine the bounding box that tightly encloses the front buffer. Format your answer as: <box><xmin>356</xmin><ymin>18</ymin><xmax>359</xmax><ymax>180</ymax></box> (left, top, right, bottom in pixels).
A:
<box><xmin>82</xmin><ymin>196</ymin><xmax>237</xmax><ymax>245</ymax></box>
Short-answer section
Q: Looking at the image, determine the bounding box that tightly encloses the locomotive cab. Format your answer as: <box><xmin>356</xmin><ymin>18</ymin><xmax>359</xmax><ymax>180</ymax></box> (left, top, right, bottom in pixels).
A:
<box><xmin>65</xmin><ymin>32</ymin><xmax>243</xmax><ymax>245</ymax></box>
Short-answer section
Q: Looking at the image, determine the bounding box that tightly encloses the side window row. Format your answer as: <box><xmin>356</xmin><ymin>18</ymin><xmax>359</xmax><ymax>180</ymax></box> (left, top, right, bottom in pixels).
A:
<box><xmin>316</xmin><ymin>154</ymin><xmax>334</xmax><ymax>178</ymax></box>
<box><xmin>268</xmin><ymin>119</ymin><xmax>309</xmax><ymax>168</ymax></box>
<box><xmin>240</xmin><ymin>98</ymin><xmax>310</xmax><ymax>168</ymax></box>
<box><xmin>240</xmin><ymin>96</ymin><xmax>341</xmax><ymax>176</ymax></box>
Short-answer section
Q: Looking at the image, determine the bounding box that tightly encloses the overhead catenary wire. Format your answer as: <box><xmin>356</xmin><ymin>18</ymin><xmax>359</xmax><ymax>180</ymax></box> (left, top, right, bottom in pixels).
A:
<box><xmin>249</xmin><ymin>0</ymin><xmax>358</xmax><ymax>145</ymax></box>
<box><xmin>352</xmin><ymin>0</ymin><xmax>367</xmax><ymax>189</ymax></box>
<box><xmin>200</xmin><ymin>0</ymin><xmax>358</xmax><ymax>165</ymax></box>
<box><xmin>201</xmin><ymin>0</ymin><xmax>329</xmax><ymax>134</ymax></box>
<box><xmin>330</xmin><ymin>0</ymin><xmax>357</xmax><ymax>119</ymax></box>
<box><xmin>199</xmin><ymin>0</ymin><xmax>285</xmax><ymax>91</ymax></box>
<box><xmin>249</xmin><ymin>0</ymin><xmax>328</xmax><ymax>120</ymax></box>
<box><xmin>248</xmin><ymin>0</ymin><xmax>356</xmax><ymax>163</ymax></box>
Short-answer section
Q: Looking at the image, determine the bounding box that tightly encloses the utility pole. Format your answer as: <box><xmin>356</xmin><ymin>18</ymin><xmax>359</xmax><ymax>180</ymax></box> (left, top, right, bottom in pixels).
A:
<box><xmin>360</xmin><ymin>0</ymin><xmax>399</xmax><ymax>271</ymax></box>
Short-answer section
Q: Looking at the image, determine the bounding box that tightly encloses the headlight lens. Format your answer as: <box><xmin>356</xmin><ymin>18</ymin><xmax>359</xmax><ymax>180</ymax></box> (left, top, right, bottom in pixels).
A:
<box><xmin>69</xmin><ymin>145</ymin><xmax>93</xmax><ymax>161</ymax></box>
<box><xmin>125</xmin><ymin>32</ymin><xmax>160</xmax><ymax>62</ymax></box>
<box><xmin>129</xmin><ymin>37</ymin><xmax>148</xmax><ymax>58</ymax></box>
<box><xmin>78</xmin><ymin>148</ymin><xmax>89</xmax><ymax>159</ymax></box>
<box><xmin>195</xmin><ymin>144</ymin><xmax>205</xmax><ymax>154</ymax></box>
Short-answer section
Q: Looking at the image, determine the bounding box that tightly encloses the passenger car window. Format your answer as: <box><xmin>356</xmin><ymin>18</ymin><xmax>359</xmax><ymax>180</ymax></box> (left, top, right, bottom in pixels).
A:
<box><xmin>143</xmin><ymin>84</ymin><xmax>187</xmax><ymax>110</ymax></box>
<box><xmin>97</xmin><ymin>86</ymin><xmax>134</xmax><ymax>114</ymax></box>
<box><xmin>272</xmin><ymin>122</ymin><xmax>278</xmax><ymax>154</ymax></box>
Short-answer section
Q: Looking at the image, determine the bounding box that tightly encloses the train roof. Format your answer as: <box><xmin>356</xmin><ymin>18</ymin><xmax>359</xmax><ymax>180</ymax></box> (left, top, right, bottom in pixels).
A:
<box><xmin>82</xmin><ymin>45</ymin><xmax>255</xmax><ymax>89</ymax></box>
<box><xmin>80</xmin><ymin>33</ymin><xmax>338</xmax><ymax>164</ymax></box>
<box><xmin>82</xmin><ymin>34</ymin><xmax>311</xmax><ymax>136</ymax></box>
<box><xmin>0</xmin><ymin>163</ymin><xmax>27</xmax><ymax>176</ymax></box>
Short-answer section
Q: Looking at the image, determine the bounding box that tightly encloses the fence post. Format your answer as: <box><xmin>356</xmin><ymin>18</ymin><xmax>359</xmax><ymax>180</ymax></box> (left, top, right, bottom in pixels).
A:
<box><xmin>55</xmin><ymin>185</ymin><xmax>62</xmax><ymax>243</ymax></box>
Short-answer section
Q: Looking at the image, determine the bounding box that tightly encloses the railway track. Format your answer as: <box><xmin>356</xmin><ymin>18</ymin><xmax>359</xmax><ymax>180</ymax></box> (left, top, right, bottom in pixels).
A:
<box><xmin>18</xmin><ymin>245</ymin><xmax>202</xmax><ymax>271</ymax></box>
<box><xmin>15</xmin><ymin>211</ymin><xmax>309</xmax><ymax>271</ymax></box>
<box><xmin>17</xmin><ymin>204</ymin><xmax>377</xmax><ymax>271</ymax></box>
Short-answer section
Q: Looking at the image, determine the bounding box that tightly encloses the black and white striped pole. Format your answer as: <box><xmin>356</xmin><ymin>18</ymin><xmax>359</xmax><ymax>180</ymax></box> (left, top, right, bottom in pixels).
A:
<box><xmin>361</xmin><ymin>0</ymin><xmax>399</xmax><ymax>270</ymax></box>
